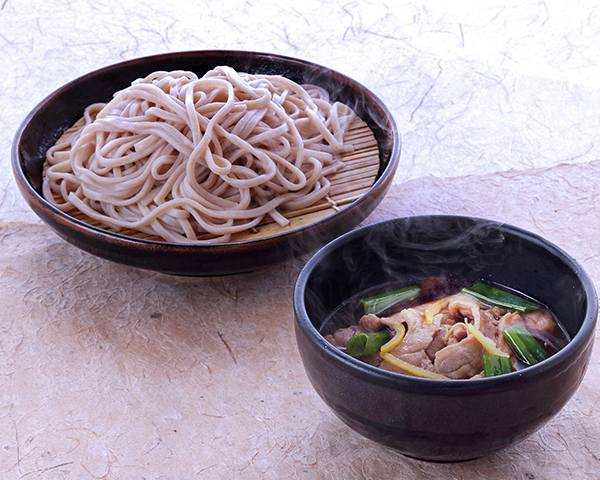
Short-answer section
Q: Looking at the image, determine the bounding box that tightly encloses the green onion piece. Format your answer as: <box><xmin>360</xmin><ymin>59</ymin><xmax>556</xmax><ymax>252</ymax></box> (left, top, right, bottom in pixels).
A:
<box><xmin>360</xmin><ymin>286</ymin><xmax>420</xmax><ymax>314</ymax></box>
<box><xmin>346</xmin><ymin>331</ymin><xmax>390</xmax><ymax>357</ymax></box>
<box><xmin>483</xmin><ymin>354</ymin><xmax>514</xmax><ymax>377</ymax></box>
<box><xmin>502</xmin><ymin>325</ymin><xmax>550</xmax><ymax>366</ymax></box>
<box><xmin>462</xmin><ymin>282</ymin><xmax>541</xmax><ymax>312</ymax></box>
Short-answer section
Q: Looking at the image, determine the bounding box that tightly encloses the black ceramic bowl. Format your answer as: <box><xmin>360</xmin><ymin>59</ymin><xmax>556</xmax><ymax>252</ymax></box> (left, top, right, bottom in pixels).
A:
<box><xmin>294</xmin><ymin>215</ymin><xmax>597</xmax><ymax>462</ymax></box>
<box><xmin>12</xmin><ymin>50</ymin><xmax>399</xmax><ymax>276</ymax></box>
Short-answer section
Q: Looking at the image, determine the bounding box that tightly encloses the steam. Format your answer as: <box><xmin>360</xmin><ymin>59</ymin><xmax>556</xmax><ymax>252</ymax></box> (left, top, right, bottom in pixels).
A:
<box><xmin>302</xmin><ymin>215</ymin><xmax>593</xmax><ymax>344</ymax></box>
<box><xmin>361</xmin><ymin>216</ymin><xmax>507</xmax><ymax>281</ymax></box>
<box><xmin>293</xmin><ymin>59</ymin><xmax>395</xmax><ymax>171</ymax></box>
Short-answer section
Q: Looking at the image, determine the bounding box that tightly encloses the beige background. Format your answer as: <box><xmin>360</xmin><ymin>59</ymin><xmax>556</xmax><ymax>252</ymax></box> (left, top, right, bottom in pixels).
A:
<box><xmin>2</xmin><ymin>1</ymin><xmax>600</xmax><ymax>478</ymax></box>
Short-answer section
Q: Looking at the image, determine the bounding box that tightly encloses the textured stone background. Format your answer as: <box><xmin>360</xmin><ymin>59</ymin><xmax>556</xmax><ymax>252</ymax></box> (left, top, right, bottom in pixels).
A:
<box><xmin>2</xmin><ymin>1</ymin><xmax>600</xmax><ymax>478</ymax></box>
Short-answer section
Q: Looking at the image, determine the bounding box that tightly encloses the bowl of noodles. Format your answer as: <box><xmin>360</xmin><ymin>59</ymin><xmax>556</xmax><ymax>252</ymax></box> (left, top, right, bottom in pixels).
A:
<box><xmin>294</xmin><ymin>215</ymin><xmax>597</xmax><ymax>461</ymax></box>
<box><xmin>12</xmin><ymin>50</ymin><xmax>399</xmax><ymax>276</ymax></box>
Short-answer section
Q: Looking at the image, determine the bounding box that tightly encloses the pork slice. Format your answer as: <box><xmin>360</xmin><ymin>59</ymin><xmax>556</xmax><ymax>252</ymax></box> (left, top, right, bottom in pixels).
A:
<box><xmin>358</xmin><ymin>313</ymin><xmax>386</xmax><ymax>332</ymax></box>
<box><xmin>473</xmin><ymin>307</ymin><xmax>500</xmax><ymax>343</ymax></box>
<box><xmin>446</xmin><ymin>322</ymin><xmax>469</xmax><ymax>345</ymax></box>
<box><xmin>522</xmin><ymin>309</ymin><xmax>557</xmax><ymax>337</ymax></box>
<box><xmin>383</xmin><ymin>307</ymin><xmax>439</xmax><ymax>372</ymax></box>
<box><xmin>447</xmin><ymin>292</ymin><xmax>505</xmax><ymax>320</ymax></box>
<box><xmin>325</xmin><ymin>313</ymin><xmax>387</xmax><ymax>348</ymax></box>
<box><xmin>438</xmin><ymin>310</ymin><xmax>457</xmax><ymax>326</ymax></box>
<box><xmin>497</xmin><ymin>309</ymin><xmax>557</xmax><ymax>359</ymax></box>
<box><xmin>434</xmin><ymin>335</ymin><xmax>486</xmax><ymax>379</ymax></box>
<box><xmin>425</xmin><ymin>326</ymin><xmax>449</xmax><ymax>361</ymax></box>
<box><xmin>493</xmin><ymin>311</ymin><xmax>522</xmax><ymax>358</ymax></box>
<box><xmin>325</xmin><ymin>326</ymin><xmax>361</xmax><ymax>348</ymax></box>
<box><xmin>447</xmin><ymin>292</ymin><xmax>484</xmax><ymax>319</ymax></box>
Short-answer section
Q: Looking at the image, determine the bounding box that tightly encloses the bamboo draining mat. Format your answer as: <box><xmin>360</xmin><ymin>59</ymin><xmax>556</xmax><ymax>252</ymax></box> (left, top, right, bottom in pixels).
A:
<box><xmin>45</xmin><ymin>117</ymin><xmax>380</xmax><ymax>243</ymax></box>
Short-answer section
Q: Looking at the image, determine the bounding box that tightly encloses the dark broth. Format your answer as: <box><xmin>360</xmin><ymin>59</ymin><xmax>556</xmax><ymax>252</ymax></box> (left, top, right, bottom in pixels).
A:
<box><xmin>320</xmin><ymin>276</ymin><xmax>570</xmax><ymax>364</ymax></box>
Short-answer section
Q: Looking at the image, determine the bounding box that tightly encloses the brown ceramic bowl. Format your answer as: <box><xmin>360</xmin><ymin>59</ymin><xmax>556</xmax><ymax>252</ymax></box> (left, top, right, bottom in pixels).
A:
<box><xmin>12</xmin><ymin>50</ymin><xmax>399</xmax><ymax>276</ymax></box>
<box><xmin>294</xmin><ymin>215</ymin><xmax>597</xmax><ymax>461</ymax></box>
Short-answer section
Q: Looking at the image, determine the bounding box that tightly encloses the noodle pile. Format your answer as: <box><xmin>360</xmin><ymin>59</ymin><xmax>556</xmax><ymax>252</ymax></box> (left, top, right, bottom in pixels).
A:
<box><xmin>43</xmin><ymin>66</ymin><xmax>357</xmax><ymax>243</ymax></box>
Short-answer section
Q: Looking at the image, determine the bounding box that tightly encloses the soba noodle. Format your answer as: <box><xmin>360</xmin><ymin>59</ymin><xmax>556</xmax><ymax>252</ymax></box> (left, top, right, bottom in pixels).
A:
<box><xmin>42</xmin><ymin>66</ymin><xmax>357</xmax><ymax>243</ymax></box>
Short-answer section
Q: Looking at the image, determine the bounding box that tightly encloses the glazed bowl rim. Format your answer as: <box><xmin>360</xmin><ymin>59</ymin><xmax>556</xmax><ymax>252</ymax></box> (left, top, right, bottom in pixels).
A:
<box><xmin>294</xmin><ymin>214</ymin><xmax>598</xmax><ymax>391</ymax></box>
<box><xmin>11</xmin><ymin>49</ymin><xmax>400</xmax><ymax>250</ymax></box>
